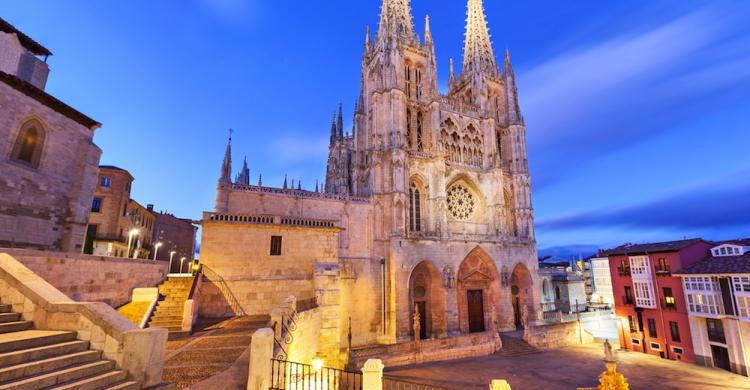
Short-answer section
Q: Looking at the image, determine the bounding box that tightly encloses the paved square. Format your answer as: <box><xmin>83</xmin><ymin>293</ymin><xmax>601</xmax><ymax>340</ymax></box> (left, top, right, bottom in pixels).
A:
<box><xmin>385</xmin><ymin>342</ymin><xmax>750</xmax><ymax>390</ymax></box>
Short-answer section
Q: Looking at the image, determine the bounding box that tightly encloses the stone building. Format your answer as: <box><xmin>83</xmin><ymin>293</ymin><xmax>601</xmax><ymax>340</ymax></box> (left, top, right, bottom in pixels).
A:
<box><xmin>201</xmin><ymin>0</ymin><xmax>539</xmax><ymax>365</ymax></box>
<box><xmin>151</xmin><ymin>209</ymin><xmax>197</xmax><ymax>271</ymax></box>
<box><xmin>85</xmin><ymin>166</ymin><xmax>155</xmax><ymax>259</ymax></box>
<box><xmin>0</xmin><ymin>17</ymin><xmax>101</xmax><ymax>252</ymax></box>
<box><xmin>539</xmin><ymin>263</ymin><xmax>587</xmax><ymax>314</ymax></box>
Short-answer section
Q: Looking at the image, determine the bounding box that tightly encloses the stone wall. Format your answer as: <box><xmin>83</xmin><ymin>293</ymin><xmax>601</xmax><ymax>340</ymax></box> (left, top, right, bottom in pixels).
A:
<box><xmin>524</xmin><ymin>321</ymin><xmax>594</xmax><ymax>349</ymax></box>
<box><xmin>0</xmin><ymin>76</ymin><xmax>100</xmax><ymax>252</ymax></box>
<box><xmin>1</xmin><ymin>248</ymin><xmax>167</xmax><ymax>307</ymax></box>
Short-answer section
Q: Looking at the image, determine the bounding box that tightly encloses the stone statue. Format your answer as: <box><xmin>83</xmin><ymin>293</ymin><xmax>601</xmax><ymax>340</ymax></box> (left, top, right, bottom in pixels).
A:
<box><xmin>413</xmin><ymin>304</ymin><xmax>421</xmax><ymax>342</ymax></box>
<box><xmin>604</xmin><ymin>340</ymin><xmax>615</xmax><ymax>363</ymax></box>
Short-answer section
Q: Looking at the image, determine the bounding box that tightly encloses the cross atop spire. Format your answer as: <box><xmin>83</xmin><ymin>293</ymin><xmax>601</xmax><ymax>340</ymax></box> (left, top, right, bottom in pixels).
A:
<box><xmin>462</xmin><ymin>0</ymin><xmax>498</xmax><ymax>77</ymax></box>
<box><xmin>377</xmin><ymin>0</ymin><xmax>417</xmax><ymax>44</ymax></box>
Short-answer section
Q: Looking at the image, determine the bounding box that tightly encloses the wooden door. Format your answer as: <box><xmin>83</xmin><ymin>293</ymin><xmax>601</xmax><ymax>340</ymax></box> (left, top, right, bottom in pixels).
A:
<box><xmin>712</xmin><ymin>345</ymin><xmax>731</xmax><ymax>372</ymax></box>
<box><xmin>467</xmin><ymin>290</ymin><xmax>485</xmax><ymax>333</ymax></box>
<box><xmin>415</xmin><ymin>301</ymin><xmax>427</xmax><ymax>340</ymax></box>
<box><xmin>513</xmin><ymin>296</ymin><xmax>522</xmax><ymax>329</ymax></box>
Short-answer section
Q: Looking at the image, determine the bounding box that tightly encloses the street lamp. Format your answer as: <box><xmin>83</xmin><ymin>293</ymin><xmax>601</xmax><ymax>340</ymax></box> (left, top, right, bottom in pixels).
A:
<box><xmin>179</xmin><ymin>257</ymin><xmax>186</xmax><ymax>275</ymax></box>
<box><xmin>126</xmin><ymin>229</ymin><xmax>140</xmax><ymax>259</ymax></box>
<box><xmin>153</xmin><ymin>242</ymin><xmax>163</xmax><ymax>261</ymax></box>
<box><xmin>168</xmin><ymin>250</ymin><xmax>176</xmax><ymax>274</ymax></box>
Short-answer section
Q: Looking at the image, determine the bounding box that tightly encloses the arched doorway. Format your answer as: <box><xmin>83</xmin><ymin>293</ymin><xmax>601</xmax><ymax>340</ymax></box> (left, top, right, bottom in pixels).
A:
<box><xmin>408</xmin><ymin>261</ymin><xmax>446</xmax><ymax>340</ymax></box>
<box><xmin>510</xmin><ymin>263</ymin><xmax>534</xmax><ymax>330</ymax></box>
<box><xmin>457</xmin><ymin>247</ymin><xmax>501</xmax><ymax>334</ymax></box>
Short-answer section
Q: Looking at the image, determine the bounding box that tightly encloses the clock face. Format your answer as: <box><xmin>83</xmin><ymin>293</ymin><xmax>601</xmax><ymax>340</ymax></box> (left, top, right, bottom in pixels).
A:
<box><xmin>446</xmin><ymin>184</ymin><xmax>475</xmax><ymax>221</ymax></box>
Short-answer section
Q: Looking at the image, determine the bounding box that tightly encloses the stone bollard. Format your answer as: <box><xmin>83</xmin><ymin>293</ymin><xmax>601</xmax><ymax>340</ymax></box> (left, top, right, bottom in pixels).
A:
<box><xmin>248</xmin><ymin>328</ymin><xmax>274</xmax><ymax>390</ymax></box>
<box><xmin>362</xmin><ymin>359</ymin><xmax>384</xmax><ymax>390</ymax></box>
<box><xmin>489</xmin><ymin>379</ymin><xmax>512</xmax><ymax>390</ymax></box>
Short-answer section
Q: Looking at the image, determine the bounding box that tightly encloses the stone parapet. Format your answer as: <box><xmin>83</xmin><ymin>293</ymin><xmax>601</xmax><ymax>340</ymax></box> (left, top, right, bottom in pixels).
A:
<box><xmin>0</xmin><ymin>253</ymin><xmax>167</xmax><ymax>387</ymax></box>
<box><xmin>524</xmin><ymin>321</ymin><xmax>595</xmax><ymax>349</ymax></box>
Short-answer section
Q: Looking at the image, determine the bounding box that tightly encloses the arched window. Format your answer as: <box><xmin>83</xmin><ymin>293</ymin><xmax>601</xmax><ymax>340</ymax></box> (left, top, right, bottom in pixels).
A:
<box><xmin>406</xmin><ymin>108</ymin><xmax>412</xmax><ymax>149</ymax></box>
<box><xmin>415</xmin><ymin>68</ymin><xmax>422</xmax><ymax>99</ymax></box>
<box><xmin>416</xmin><ymin>112</ymin><xmax>423</xmax><ymax>151</ymax></box>
<box><xmin>11</xmin><ymin>120</ymin><xmax>45</xmax><ymax>168</ymax></box>
<box><xmin>405</xmin><ymin>65</ymin><xmax>412</xmax><ymax>98</ymax></box>
<box><xmin>409</xmin><ymin>182</ymin><xmax>422</xmax><ymax>232</ymax></box>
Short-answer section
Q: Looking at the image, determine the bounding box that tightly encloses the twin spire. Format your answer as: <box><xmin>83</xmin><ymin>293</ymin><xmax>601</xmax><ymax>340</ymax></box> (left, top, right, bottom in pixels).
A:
<box><xmin>375</xmin><ymin>0</ymin><xmax>499</xmax><ymax>77</ymax></box>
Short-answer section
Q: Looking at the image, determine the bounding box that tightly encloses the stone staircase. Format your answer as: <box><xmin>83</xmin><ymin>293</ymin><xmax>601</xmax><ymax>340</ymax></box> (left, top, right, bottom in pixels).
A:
<box><xmin>497</xmin><ymin>333</ymin><xmax>542</xmax><ymax>358</ymax></box>
<box><xmin>0</xmin><ymin>302</ymin><xmax>138</xmax><ymax>389</ymax></box>
<box><xmin>147</xmin><ymin>277</ymin><xmax>194</xmax><ymax>340</ymax></box>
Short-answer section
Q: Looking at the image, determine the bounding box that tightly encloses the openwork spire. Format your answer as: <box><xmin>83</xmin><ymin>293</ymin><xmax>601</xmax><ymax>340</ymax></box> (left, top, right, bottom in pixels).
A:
<box><xmin>219</xmin><ymin>129</ymin><xmax>233</xmax><ymax>183</ymax></box>
<box><xmin>377</xmin><ymin>0</ymin><xmax>416</xmax><ymax>43</ymax></box>
<box><xmin>462</xmin><ymin>0</ymin><xmax>498</xmax><ymax>77</ymax></box>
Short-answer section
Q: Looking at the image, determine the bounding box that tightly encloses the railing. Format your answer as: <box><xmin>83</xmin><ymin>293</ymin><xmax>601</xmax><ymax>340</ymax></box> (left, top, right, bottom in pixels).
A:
<box><xmin>270</xmin><ymin>359</ymin><xmax>363</xmax><ymax>390</ymax></box>
<box><xmin>231</xmin><ymin>183</ymin><xmax>371</xmax><ymax>203</ymax></box>
<box><xmin>655</xmin><ymin>265</ymin><xmax>672</xmax><ymax>276</ymax></box>
<box><xmin>383</xmin><ymin>376</ymin><xmax>460</xmax><ymax>390</ymax></box>
<box><xmin>206</xmin><ymin>212</ymin><xmax>337</xmax><ymax>229</ymax></box>
<box><xmin>622</xmin><ymin>295</ymin><xmax>634</xmax><ymax>306</ymax></box>
<box><xmin>617</xmin><ymin>266</ymin><xmax>631</xmax><ymax>276</ymax></box>
<box><xmin>660</xmin><ymin>299</ymin><xmax>677</xmax><ymax>311</ymax></box>
<box><xmin>201</xmin><ymin>265</ymin><xmax>246</xmax><ymax>316</ymax></box>
<box><xmin>438</xmin><ymin>94</ymin><xmax>480</xmax><ymax>114</ymax></box>
<box><xmin>540</xmin><ymin>302</ymin><xmax>556</xmax><ymax>313</ymax></box>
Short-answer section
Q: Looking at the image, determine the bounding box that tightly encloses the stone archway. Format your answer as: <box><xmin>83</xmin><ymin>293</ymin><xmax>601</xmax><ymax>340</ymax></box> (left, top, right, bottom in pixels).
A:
<box><xmin>510</xmin><ymin>263</ymin><xmax>534</xmax><ymax>330</ymax></box>
<box><xmin>457</xmin><ymin>247</ymin><xmax>501</xmax><ymax>334</ymax></box>
<box><xmin>408</xmin><ymin>261</ymin><xmax>446</xmax><ymax>340</ymax></box>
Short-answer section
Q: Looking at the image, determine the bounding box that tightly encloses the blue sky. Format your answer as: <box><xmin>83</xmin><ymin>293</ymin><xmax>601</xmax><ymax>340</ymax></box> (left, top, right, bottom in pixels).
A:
<box><xmin>4</xmin><ymin>1</ymin><xmax>750</xmax><ymax>254</ymax></box>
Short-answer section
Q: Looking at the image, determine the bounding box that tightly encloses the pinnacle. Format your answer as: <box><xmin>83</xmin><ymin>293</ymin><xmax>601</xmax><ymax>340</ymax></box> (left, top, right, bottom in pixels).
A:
<box><xmin>462</xmin><ymin>0</ymin><xmax>498</xmax><ymax>77</ymax></box>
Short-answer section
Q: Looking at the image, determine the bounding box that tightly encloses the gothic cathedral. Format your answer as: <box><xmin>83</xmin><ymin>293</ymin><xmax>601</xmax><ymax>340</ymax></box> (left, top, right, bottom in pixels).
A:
<box><xmin>201</xmin><ymin>0</ymin><xmax>539</xmax><ymax>365</ymax></box>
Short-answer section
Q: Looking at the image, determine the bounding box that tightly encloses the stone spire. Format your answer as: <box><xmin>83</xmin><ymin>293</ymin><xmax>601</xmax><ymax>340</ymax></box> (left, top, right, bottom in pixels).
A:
<box><xmin>364</xmin><ymin>25</ymin><xmax>371</xmax><ymax>51</ymax></box>
<box><xmin>377</xmin><ymin>0</ymin><xmax>417</xmax><ymax>43</ymax></box>
<box><xmin>315</xmin><ymin>180</ymin><xmax>319</xmax><ymax>193</ymax></box>
<box><xmin>337</xmin><ymin>103</ymin><xmax>344</xmax><ymax>139</ymax></box>
<box><xmin>504</xmin><ymin>50</ymin><xmax>523</xmax><ymax>125</ymax></box>
<box><xmin>449</xmin><ymin>58</ymin><xmax>455</xmax><ymax>82</ymax></box>
<box><xmin>283</xmin><ymin>174</ymin><xmax>288</xmax><ymax>190</ymax></box>
<box><xmin>329</xmin><ymin>112</ymin><xmax>337</xmax><ymax>144</ymax></box>
<box><xmin>219</xmin><ymin>129</ymin><xmax>233</xmax><ymax>184</ymax></box>
<box><xmin>236</xmin><ymin>156</ymin><xmax>250</xmax><ymax>185</ymax></box>
<box><xmin>424</xmin><ymin>15</ymin><xmax>433</xmax><ymax>46</ymax></box>
<box><xmin>462</xmin><ymin>0</ymin><xmax>499</xmax><ymax>77</ymax></box>
<box><xmin>258</xmin><ymin>174</ymin><xmax>263</xmax><ymax>187</ymax></box>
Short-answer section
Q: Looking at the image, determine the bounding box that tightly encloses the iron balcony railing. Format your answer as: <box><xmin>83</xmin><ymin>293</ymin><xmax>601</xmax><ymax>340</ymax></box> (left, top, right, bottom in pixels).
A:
<box><xmin>655</xmin><ymin>265</ymin><xmax>672</xmax><ymax>276</ymax></box>
<box><xmin>660</xmin><ymin>298</ymin><xmax>677</xmax><ymax>311</ymax></box>
<box><xmin>618</xmin><ymin>266</ymin><xmax>631</xmax><ymax>276</ymax></box>
<box><xmin>270</xmin><ymin>359</ymin><xmax>362</xmax><ymax>390</ymax></box>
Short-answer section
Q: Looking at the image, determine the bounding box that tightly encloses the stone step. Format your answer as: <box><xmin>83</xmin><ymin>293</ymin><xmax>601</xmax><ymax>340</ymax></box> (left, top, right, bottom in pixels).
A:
<box><xmin>150</xmin><ymin>315</ymin><xmax>182</xmax><ymax>322</ymax></box>
<box><xmin>50</xmin><ymin>369</ymin><xmax>127</xmax><ymax>390</ymax></box>
<box><xmin>0</xmin><ymin>314</ymin><xmax>21</xmax><ymax>325</ymax></box>
<box><xmin>0</xmin><ymin>350</ymin><xmax>101</xmax><ymax>382</ymax></box>
<box><xmin>103</xmin><ymin>380</ymin><xmax>140</xmax><ymax>390</ymax></box>
<box><xmin>0</xmin><ymin>306</ymin><xmax>11</xmax><ymax>314</ymax></box>
<box><xmin>0</xmin><ymin>340</ymin><xmax>89</xmax><ymax>368</ymax></box>
<box><xmin>0</xmin><ymin>331</ymin><xmax>78</xmax><ymax>354</ymax></box>
<box><xmin>148</xmin><ymin>321</ymin><xmax>182</xmax><ymax>329</ymax></box>
<box><xmin>0</xmin><ymin>323</ymin><xmax>32</xmax><ymax>335</ymax></box>
<box><xmin>0</xmin><ymin>360</ymin><xmax>115</xmax><ymax>390</ymax></box>
<box><xmin>167</xmin><ymin>331</ymin><xmax>190</xmax><ymax>341</ymax></box>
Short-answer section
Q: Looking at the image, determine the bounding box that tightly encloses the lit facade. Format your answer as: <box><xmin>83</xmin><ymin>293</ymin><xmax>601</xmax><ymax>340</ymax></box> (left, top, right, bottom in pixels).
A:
<box><xmin>590</xmin><ymin>256</ymin><xmax>614</xmax><ymax>306</ymax></box>
<box><xmin>676</xmin><ymin>240</ymin><xmax>750</xmax><ymax>376</ymax></box>
<box><xmin>606</xmin><ymin>239</ymin><xmax>712</xmax><ymax>363</ymax></box>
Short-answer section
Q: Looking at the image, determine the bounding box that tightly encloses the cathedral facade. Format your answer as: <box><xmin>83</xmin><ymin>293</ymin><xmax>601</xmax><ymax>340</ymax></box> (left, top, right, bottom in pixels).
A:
<box><xmin>201</xmin><ymin>0</ymin><xmax>539</xmax><ymax>363</ymax></box>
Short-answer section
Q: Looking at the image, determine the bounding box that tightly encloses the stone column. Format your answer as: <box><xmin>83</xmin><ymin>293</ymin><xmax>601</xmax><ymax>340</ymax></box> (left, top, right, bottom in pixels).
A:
<box><xmin>248</xmin><ymin>328</ymin><xmax>274</xmax><ymax>390</ymax></box>
<box><xmin>314</xmin><ymin>263</ymin><xmax>342</xmax><ymax>368</ymax></box>
<box><xmin>362</xmin><ymin>359</ymin><xmax>384</xmax><ymax>390</ymax></box>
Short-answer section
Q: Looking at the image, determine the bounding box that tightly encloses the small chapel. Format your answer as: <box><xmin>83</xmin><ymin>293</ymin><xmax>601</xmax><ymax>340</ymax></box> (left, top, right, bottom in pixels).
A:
<box><xmin>200</xmin><ymin>0</ymin><xmax>540</xmax><ymax>367</ymax></box>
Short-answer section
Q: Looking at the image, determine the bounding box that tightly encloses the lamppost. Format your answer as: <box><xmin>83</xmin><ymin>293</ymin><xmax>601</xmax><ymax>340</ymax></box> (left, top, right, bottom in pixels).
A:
<box><xmin>168</xmin><ymin>250</ymin><xmax>176</xmax><ymax>274</ymax></box>
<box><xmin>126</xmin><ymin>229</ymin><xmax>139</xmax><ymax>259</ymax></box>
<box><xmin>179</xmin><ymin>257</ymin><xmax>186</xmax><ymax>275</ymax></box>
<box><xmin>153</xmin><ymin>242</ymin><xmax>163</xmax><ymax>261</ymax></box>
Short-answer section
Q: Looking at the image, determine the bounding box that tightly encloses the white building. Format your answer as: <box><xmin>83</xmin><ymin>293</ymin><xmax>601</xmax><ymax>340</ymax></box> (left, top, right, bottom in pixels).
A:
<box><xmin>676</xmin><ymin>240</ymin><xmax>750</xmax><ymax>376</ymax></box>
<box><xmin>590</xmin><ymin>256</ymin><xmax>614</xmax><ymax>306</ymax></box>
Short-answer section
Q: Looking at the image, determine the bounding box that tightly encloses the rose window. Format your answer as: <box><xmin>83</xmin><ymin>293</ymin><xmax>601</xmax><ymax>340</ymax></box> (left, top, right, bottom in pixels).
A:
<box><xmin>446</xmin><ymin>184</ymin><xmax>475</xmax><ymax>220</ymax></box>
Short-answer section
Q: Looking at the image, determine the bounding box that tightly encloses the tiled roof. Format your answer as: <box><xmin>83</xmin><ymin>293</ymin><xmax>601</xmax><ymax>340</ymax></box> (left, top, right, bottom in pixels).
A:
<box><xmin>677</xmin><ymin>253</ymin><xmax>750</xmax><ymax>275</ymax></box>
<box><xmin>716</xmin><ymin>238</ymin><xmax>750</xmax><ymax>246</ymax></box>
<box><xmin>99</xmin><ymin>165</ymin><xmax>128</xmax><ymax>172</ymax></box>
<box><xmin>0</xmin><ymin>18</ymin><xmax>52</xmax><ymax>56</ymax></box>
<box><xmin>602</xmin><ymin>238</ymin><xmax>708</xmax><ymax>256</ymax></box>
<box><xmin>0</xmin><ymin>71</ymin><xmax>99</xmax><ymax>129</ymax></box>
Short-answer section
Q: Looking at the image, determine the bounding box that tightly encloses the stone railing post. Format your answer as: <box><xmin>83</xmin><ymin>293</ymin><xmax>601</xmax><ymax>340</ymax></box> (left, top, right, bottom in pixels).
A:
<box><xmin>362</xmin><ymin>359</ymin><xmax>384</xmax><ymax>390</ymax></box>
<box><xmin>248</xmin><ymin>328</ymin><xmax>274</xmax><ymax>390</ymax></box>
<box><xmin>490</xmin><ymin>379</ymin><xmax>512</xmax><ymax>390</ymax></box>
<box><xmin>121</xmin><ymin>328</ymin><xmax>168</xmax><ymax>388</ymax></box>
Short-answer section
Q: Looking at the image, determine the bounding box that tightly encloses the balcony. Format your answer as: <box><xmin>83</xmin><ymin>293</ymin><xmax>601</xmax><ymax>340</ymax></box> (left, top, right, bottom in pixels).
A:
<box><xmin>655</xmin><ymin>265</ymin><xmax>672</xmax><ymax>276</ymax></box>
<box><xmin>661</xmin><ymin>298</ymin><xmax>677</xmax><ymax>311</ymax></box>
<box><xmin>622</xmin><ymin>295</ymin><xmax>634</xmax><ymax>306</ymax></box>
<box><xmin>618</xmin><ymin>266</ymin><xmax>631</xmax><ymax>276</ymax></box>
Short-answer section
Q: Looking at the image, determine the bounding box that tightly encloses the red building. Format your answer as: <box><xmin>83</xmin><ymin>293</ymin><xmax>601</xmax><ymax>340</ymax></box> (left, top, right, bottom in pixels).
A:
<box><xmin>605</xmin><ymin>239</ymin><xmax>712</xmax><ymax>363</ymax></box>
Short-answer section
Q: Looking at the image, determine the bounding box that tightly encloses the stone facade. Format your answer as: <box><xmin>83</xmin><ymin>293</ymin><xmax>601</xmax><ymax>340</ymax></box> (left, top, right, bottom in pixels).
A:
<box><xmin>151</xmin><ymin>209</ymin><xmax>197</xmax><ymax>266</ymax></box>
<box><xmin>201</xmin><ymin>0</ymin><xmax>540</xmax><ymax>362</ymax></box>
<box><xmin>0</xmin><ymin>19</ymin><xmax>101</xmax><ymax>253</ymax></box>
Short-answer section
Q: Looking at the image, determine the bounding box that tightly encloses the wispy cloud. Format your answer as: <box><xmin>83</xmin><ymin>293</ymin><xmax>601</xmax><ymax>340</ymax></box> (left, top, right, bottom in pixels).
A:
<box><xmin>537</xmin><ymin>168</ymin><xmax>750</xmax><ymax>232</ymax></box>
<box><xmin>520</xmin><ymin>4</ymin><xmax>750</xmax><ymax>186</ymax></box>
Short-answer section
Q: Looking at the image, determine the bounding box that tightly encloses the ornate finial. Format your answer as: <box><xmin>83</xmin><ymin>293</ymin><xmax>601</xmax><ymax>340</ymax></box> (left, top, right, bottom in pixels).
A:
<box><xmin>228</xmin><ymin>128</ymin><xmax>234</xmax><ymax>143</ymax></box>
<box><xmin>424</xmin><ymin>15</ymin><xmax>433</xmax><ymax>45</ymax></box>
<box><xmin>449</xmin><ymin>58</ymin><xmax>455</xmax><ymax>82</ymax></box>
<box><xmin>365</xmin><ymin>25</ymin><xmax>371</xmax><ymax>50</ymax></box>
<box><xmin>462</xmin><ymin>0</ymin><xmax>498</xmax><ymax>77</ymax></box>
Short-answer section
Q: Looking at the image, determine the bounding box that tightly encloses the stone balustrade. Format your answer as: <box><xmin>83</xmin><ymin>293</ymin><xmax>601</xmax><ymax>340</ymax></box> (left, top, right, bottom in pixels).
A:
<box><xmin>231</xmin><ymin>183</ymin><xmax>371</xmax><ymax>203</ymax></box>
<box><xmin>205</xmin><ymin>212</ymin><xmax>338</xmax><ymax>229</ymax></box>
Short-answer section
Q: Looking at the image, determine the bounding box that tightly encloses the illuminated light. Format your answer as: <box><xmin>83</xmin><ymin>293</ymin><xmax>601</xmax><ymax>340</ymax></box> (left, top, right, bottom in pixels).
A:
<box><xmin>312</xmin><ymin>354</ymin><xmax>324</xmax><ymax>372</ymax></box>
